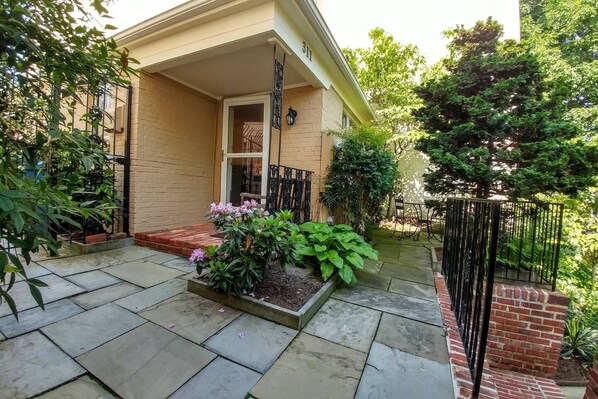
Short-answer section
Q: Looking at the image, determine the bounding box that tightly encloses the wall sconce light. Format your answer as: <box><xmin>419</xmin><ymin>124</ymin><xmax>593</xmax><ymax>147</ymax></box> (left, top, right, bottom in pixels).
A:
<box><xmin>286</xmin><ymin>107</ymin><xmax>297</xmax><ymax>126</ymax></box>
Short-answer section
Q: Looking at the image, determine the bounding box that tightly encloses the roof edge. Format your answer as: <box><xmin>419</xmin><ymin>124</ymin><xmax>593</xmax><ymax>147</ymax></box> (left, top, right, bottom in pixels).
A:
<box><xmin>297</xmin><ymin>0</ymin><xmax>375</xmax><ymax>122</ymax></box>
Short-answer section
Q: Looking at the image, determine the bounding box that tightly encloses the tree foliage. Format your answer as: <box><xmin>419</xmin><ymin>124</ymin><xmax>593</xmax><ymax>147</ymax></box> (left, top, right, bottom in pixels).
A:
<box><xmin>322</xmin><ymin>126</ymin><xmax>398</xmax><ymax>235</ymax></box>
<box><xmin>415</xmin><ymin>18</ymin><xmax>597</xmax><ymax>199</ymax></box>
<box><xmin>0</xmin><ymin>0</ymin><xmax>135</xmax><ymax>318</ymax></box>
<box><xmin>520</xmin><ymin>0</ymin><xmax>598</xmax><ymax>327</ymax></box>
<box><xmin>343</xmin><ymin>28</ymin><xmax>426</xmax><ymax>156</ymax></box>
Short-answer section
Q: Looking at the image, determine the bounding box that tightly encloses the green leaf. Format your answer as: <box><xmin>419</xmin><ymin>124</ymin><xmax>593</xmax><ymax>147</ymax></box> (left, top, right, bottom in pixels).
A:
<box><xmin>346</xmin><ymin>252</ymin><xmax>364</xmax><ymax>269</ymax></box>
<box><xmin>320</xmin><ymin>262</ymin><xmax>334</xmax><ymax>281</ymax></box>
<box><xmin>338</xmin><ymin>265</ymin><xmax>355</xmax><ymax>285</ymax></box>
<box><xmin>316</xmin><ymin>250</ymin><xmax>328</xmax><ymax>262</ymax></box>
<box><xmin>314</xmin><ymin>244</ymin><xmax>327</xmax><ymax>253</ymax></box>
<box><xmin>326</xmin><ymin>250</ymin><xmax>344</xmax><ymax>268</ymax></box>
<box><xmin>297</xmin><ymin>246</ymin><xmax>316</xmax><ymax>257</ymax></box>
<box><xmin>28</xmin><ymin>284</ymin><xmax>45</xmax><ymax>310</ymax></box>
<box><xmin>0</xmin><ymin>196</ymin><xmax>14</xmax><ymax>212</ymax></box>
<box><xmin>10</xmin><ymin>210</ymin><xmax>25</xmax><ymax>233</ymax></box>
<box><xmin>27</xmin><ymin>278</ymin><xmax>49</xmax><ymax>288</ymax></box>
<box><xmin>0</xmin><ymin>290</ymin><xmax>19</xmax><ymax>321</ymax></box>
<box><xmin>15</xmin><ymin>203</ymin><xmax>42</xmax><ymax>222</ymax></box>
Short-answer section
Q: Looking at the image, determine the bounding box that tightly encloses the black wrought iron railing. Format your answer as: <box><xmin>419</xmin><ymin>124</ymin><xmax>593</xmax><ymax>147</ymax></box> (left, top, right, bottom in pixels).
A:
<box><xmin>496</xmin><ymin>201</ymin><xmax>564</xmax><ymax>290</ymax></box>
<box><xmin>265</xmin><ymin>165</ymin><xmax>312</xmax><ymax>223</ymax></box>
<box><xmin>442</xmin><ymin>198</ymin><xmax>564</xmax><ymax>398</ymax></box>
<box><xmin>442</xmin><ymin>198</ymin><xmax>500</xmax><ymax>399</ymax></box>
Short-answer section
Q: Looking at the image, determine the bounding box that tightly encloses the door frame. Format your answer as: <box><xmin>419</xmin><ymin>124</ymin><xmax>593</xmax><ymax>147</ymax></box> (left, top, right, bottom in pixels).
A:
<box><xmin>220</xmin><ymin>94</ymin><xmax>271</xmax><ymax>204</ymax></box>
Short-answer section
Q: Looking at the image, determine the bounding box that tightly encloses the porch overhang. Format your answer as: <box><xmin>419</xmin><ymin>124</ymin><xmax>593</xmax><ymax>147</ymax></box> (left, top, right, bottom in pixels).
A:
<box><xmin>114</xmin><ymin>0</ymin><xmax>375</xmax><ymax>123</ymax></box>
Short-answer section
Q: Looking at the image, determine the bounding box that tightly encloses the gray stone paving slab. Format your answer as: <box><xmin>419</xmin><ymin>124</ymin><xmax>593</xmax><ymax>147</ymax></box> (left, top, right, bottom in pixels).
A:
<box><xmin>355</xmin><ymin>269</ymin><xmax>391</xmax><ymax>291</ymax></box>
<box><xmin>139</xmin><ymin>292</ymin><xmax>241</xmax><ymax>345</ymax></box>
<box><xmin>16</xmin><ymin>262</ymin><xmax>51</xmax><ymax>280</ymax></box>
<box><xmin>399</xmin><ymin>251</ymin><xmax>432</xmax><ymax>262</ymax></box>
<box><xmin>0</xmin><ymin>331</ymin><xmax>85</xmax><ymax>399</ymax></box>
<box><xmin>73</xmin><ymin>283</ymin><xmax>143</xmax><ymax>310</ymax></box>
<box><xmin>250</xmin><ymin>332</ymin><xmax>366</xmax><ymax>399</ymax></box>
<box><xmin>101</xmin><ymin>246</ymin><xmax>163</xmax><ymax>262</ymax></box>
<box><xmin>378</xmin><ymin>263</ymin><xmax>434</xmax><ymax>285</ymax></box>
<box><xmin>65</xmin><ymin>270</ymin><xmax>122</xmax><ymax>291</ymax></box>
<box><xmin>103</xmin><ymin>260</ymin><xmax>184</xmax><ymax>288</ymax></box>
<box><xmin>77</xmin><ymin>322</ymin><xmax>216</xmax><ymax>399</ymax></box>
<box><xmin>375</xmin><ymin>313</ymin><xmax>449</xmax><ymax>364</ymax></box>
<box><xmin>42</xmin><ymin>303</ymin><xmax>146</xmax><ymax>356</ymax></box>
<box><xmin>161</xmin><ymin>256</ymin><xmax>195</xmax><ymax>271</ymax></box>
<box><xmin>39</xmin><ymin>252</ymin><xmax>124</xmax><ymax>276</ymax></box>
<box><xmin>303</xmin><ymin>298</ymin><xmax>381</xmax><ymax>352</ymax></box>
<box><xmin>363</xmin><ymin>259</ymin><xmax>383</xmax><ymax>274</ymax></box>
<box><xmin>332</xmin><ymin>285</ymin><xmax>443</xmax><ymax>326</ymax></box>
<box><xmin>170</xmin><ymin>357</ymin><xmax>261</xmax><ymax>399</ymax></box>
<box><xmin>203</xmin><ymin>313</ymin><xmax>297</xmax><ymax>373</ymax></box>
<box><xmin>37</xmin><ymin>375</ymin><xmax>117</xmax><ymax>399</ymax></box>
<box><xmin>115</xmin><ymin>278</ymin><xmax>187</xmax><ymax>312</ymax></box>
<box><xmin>355</xmin><ymin>342</ymin><xmax>454</xmax><ymax>399</ymax></box>
<box><xmin>0</xmin><ymin>299</ymin><xmax>83</xmax><ymax>338</ymax></box>
<box><xmin>388</xmin><ymin>277</ymin><xmax>437</xmax><ymax>301</ymax></box>
<box><xmin>146</xmin><ymin>252</ymin><xmax>181</xmax><ymax>265</ymax></box>
<box><xmin>0</xmin><ymin>274</ymin><xmax>85</xmax><ymax>317</ymax></box>
<box><xmin>0</xmin><ymin>331</ymin><xmax>4</xmax><ymax>341</ymax></box>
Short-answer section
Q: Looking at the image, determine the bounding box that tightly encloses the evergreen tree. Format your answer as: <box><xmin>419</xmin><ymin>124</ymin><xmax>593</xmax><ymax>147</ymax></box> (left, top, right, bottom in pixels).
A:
<box><xmin>415</xmin><ymin>18</ymin><xmax>597</xmax><ymax>199</ymax></box>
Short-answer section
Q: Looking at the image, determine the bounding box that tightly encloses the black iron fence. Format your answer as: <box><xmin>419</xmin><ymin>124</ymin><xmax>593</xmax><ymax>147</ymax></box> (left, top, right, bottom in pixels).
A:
<box><xmin>496</xmin><ymin>201</ymin><xmax>564</xmax><ymax>290</ymax></box>
<box><xmin>266</xmin><ymin>165</ymin><xmax>312</xmax><ymax>223</ymax></box>
<box><xmin>442</xmin><ymin>198</ymin><xmax>500</xmax><ymax>399</ymax></box>
<box><xmin>442</xmin><ymin>198</ymin><xmax>563</xmax><ymax>398</ymax></box>
<box><xmin>4</xmin><ymin>84</ymin><xmax>131</xmax><ymax>246</ymax></box>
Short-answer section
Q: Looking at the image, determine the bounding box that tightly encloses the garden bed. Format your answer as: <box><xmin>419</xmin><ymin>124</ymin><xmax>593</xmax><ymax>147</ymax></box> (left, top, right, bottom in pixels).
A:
<box><xmin>187</xmin><ymin>265</ymin><xmax>339</xmax><ymax>330</ymax></box>
<box><xmin>556</xmin><ymin>356</ymin><xmax>590</xmax><ymax>386</ymax></box>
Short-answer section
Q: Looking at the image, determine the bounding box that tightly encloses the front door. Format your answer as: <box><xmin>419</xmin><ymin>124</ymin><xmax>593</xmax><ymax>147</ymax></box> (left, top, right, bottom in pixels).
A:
<box><xmin>221</xmin><ymin>95</ymin><xmax>270</xmax><ymax>205</ymax></box>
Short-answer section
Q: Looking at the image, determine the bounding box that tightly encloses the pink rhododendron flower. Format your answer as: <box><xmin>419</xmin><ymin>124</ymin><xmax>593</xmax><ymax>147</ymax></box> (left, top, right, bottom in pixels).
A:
<box><xmin>189</xmin><ymin>248</ymin><xmax>206</xmax><ymax>263</ymax></box>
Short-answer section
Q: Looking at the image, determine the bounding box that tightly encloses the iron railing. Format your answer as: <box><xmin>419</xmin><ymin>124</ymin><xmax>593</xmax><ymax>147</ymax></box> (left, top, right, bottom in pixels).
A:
<box><xmin>496</xmin><ymin>201</ymin><xmax>564</xmax><ymax>290</ymax></box>
<box><xmin>442</xmin><ymin>198</ymin><xmax>564</xmax><ymax>398</ymax></box>
<box><xmin>266</xmin><ymin>165</ymin><xmax>312</xmax><ymax>223</ymax></box>
<box><xmin>442</xmin><ymin>198</ymin><xmax>500</xmax><ymax>399</ymax></box>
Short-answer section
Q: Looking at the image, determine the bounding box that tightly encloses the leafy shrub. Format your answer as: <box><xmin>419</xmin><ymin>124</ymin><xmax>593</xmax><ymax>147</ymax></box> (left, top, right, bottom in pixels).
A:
<box><xmin>561</xmin><ymin>313</ymin><xmax>598</xmax><ymax>365</ymax></box>
<box><xmin>298</xmin><ymin>222</ymin><xmax>378</xmax><ymax>285</ymax></box>
<box><xmin>191</xmin><ymin>203</ymin><xmax>304</xmax><ymax>295</ymax></box>
<box><xmin>322</xmin><ymin>125</ymin><xmax>398</xmax><ymax>235</ymax></box>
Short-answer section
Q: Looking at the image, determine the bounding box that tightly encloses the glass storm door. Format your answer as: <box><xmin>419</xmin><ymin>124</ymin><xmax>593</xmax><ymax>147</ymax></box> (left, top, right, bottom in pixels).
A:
<box><xmin>221</xmin><ymin>96</ymin><xmax>270</xmax><ymax>205</ymax></box>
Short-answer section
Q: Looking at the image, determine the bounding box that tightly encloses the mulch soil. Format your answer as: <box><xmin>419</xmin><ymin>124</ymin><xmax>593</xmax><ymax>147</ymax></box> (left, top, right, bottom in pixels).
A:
<box><xmin>200</xmin><ymin>266</ymin><xmax>325</xmax><ymax>312</ymax></box>
<box><xmin>556</xmin><ymin>356</ymin><xmax>590</xmax><ymax>384</ymax></box>
<box><xmin>248</xmin><ymin>266</ymin><xmax>325</xmax><ymax>311</ymax></box>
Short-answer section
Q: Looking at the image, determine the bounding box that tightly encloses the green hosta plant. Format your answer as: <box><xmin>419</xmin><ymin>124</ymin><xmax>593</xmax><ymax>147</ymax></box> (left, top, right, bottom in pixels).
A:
<box><xmin>298</xmin><ymin>222</ymin><xmax>378</xmax><ymax>285</ymax></box>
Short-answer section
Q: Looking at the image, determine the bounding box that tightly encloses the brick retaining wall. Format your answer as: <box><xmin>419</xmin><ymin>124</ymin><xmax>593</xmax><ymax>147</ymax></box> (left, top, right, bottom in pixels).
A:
<box><xmin>585</xmin><ymin>356</ymin><xmax>598</xmax><ymax>399</ymax></box>
<box><xmin>435</xmin><ymin>275</ymin><xmax>566</xmax><ymax>399</ymax></box>
<box><xmin>487</xmin><ymin>284</ymin><xmax>569</xmax><ymax>378</ymax></box>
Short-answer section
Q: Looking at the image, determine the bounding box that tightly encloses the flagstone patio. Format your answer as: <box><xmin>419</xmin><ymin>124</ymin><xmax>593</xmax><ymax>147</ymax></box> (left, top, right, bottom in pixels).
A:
<box><xmin>0</xmin><ymin>230</ymin><xmax>455</xmax><ymax>399</ymax></box>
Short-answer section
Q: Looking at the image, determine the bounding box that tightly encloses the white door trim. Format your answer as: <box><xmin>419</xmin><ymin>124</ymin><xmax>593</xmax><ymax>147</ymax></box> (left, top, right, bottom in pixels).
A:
<box><xmin>221</xmin><ymin>94</ymin><xmax>271</xmax><ymax>203</ymax></box>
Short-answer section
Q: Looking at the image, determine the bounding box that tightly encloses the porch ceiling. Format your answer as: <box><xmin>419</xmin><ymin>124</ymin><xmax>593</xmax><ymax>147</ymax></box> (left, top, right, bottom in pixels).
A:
<box><xmin>160</xmin><ymin>42</ymin><xmax>307</xmax><ymax>99</ymax></box>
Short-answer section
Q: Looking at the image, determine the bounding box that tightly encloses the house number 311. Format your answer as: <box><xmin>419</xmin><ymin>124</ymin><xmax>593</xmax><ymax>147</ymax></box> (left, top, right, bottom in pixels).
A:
<box><xmin>302</xmin><ymin>41</ymin><xmax>312</xmax><ymax>61</ymax></box>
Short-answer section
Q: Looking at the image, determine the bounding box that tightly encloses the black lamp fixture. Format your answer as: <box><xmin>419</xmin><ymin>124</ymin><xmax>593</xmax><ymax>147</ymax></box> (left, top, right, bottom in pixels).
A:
<box><xmin>286</xmin><ymin>107</ymin><xmax>297</xmax><ymax>126</ymax></box>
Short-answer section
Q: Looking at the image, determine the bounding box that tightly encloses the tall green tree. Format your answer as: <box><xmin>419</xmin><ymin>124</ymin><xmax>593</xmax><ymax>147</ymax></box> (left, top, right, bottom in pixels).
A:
<box><xmin>0</xmin><ymin>0</ymin><xmax>134</xmax><ymax>318</ymax></box>
<box><xmin>415</xmin><ymin>18</ymin><xmax>597</xmax><ymax>199</ymax></box>
<box><xmin>521</xmin><ymin>0</ymin><xmax>598</xmax><ymax>322</ymax></box>
<box><xmin>343</xmin><ymin>28</ymin><xmax>426</xmax><ymax>158</ymax></box>
<box><xmin>521</xmin><ymin>0</ymin><xmax>598</xmax><ymax>136</ymax></box>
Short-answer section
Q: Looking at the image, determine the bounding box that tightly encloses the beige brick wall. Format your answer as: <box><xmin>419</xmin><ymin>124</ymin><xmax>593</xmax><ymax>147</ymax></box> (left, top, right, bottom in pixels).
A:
<box><xmin>129</xmin><ymin>73</ymin><xmax>218</xmax><ymax>234</ymax></box>
<box><xmin>268</xmin><ymin>86</ymin><xmax>325</xmax><ymax>221</ymax></box>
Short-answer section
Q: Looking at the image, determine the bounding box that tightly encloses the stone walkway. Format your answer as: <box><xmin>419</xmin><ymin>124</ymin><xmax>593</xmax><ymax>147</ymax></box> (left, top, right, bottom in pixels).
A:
<box><xmin>0</xmin><ymin>230</ymin><xmax>453</xmax><ymax>399</ymax></box>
